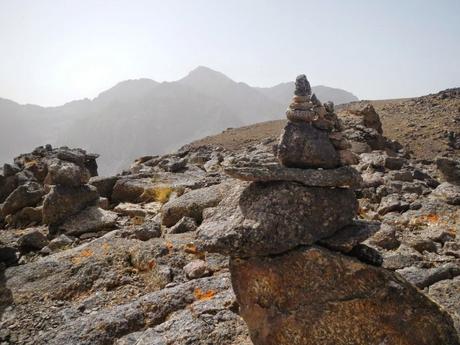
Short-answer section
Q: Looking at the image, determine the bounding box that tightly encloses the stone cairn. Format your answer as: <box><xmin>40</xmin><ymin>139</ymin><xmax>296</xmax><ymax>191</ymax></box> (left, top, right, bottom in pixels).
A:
<box><xmin>197</xmin><ymin>76</ymin><xmax>460</xmax><ymax>345</ymax></box>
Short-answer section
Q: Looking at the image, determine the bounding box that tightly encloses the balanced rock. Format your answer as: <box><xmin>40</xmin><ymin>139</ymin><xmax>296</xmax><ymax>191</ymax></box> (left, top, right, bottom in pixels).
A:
<box><xmin>224</xmin><ymin>164</ymin><xmax>362</xmax><ymax>189</ymax></box>
<box><xmin>197</xmin><ymin>181</ymin><xmax>357</xmax><ymax>257</ymax></box>
<box><xmin>44</xmin><ymin>159</ymin><xmax>91</xmax><ymax>187</ymax></box>
<box><xmin>230</xmin><ymin>246</ymin><xmax>460</xmax><ymax>345</ymax></box>
<box><xmin>277</xmin><ymin>122</ymin><xmax>341</xmax><ymax>169</ymax></box>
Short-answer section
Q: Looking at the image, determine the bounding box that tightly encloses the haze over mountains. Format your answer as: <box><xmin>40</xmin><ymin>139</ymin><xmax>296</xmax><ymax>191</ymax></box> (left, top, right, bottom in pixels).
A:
<box><xmin>0</xmin><ymin>66</ymin><xmax>358</xmax><ymax>174</ymax></box>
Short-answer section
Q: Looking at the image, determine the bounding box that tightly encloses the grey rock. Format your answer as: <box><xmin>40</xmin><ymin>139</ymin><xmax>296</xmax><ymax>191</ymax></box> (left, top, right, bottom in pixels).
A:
<box><xmin>167</xmin><ymin>216</ymin><xmax>197</xmax><ymax>234</ymax></box>
<box><xmin>3</xmin><ymin>163</ymin><xmax>21</xmax><ymax>177</ymax></box>
<box><xmin>17</xmin><ymin>230</ymin><xmax>49</xmax><ymax>253</ymax></box>
<box><xmin>47</xmin><ymin>234</ymin><xmax>74</xmax><ymax>251</ymax></box>
<box><xmin>1</xmin><ymin>182</ymin><xmax>44</xmax><ymax>216</ymax></box>
<box><xmin>365</xmin><ymin>223</ymin><xmax>400</xmax><ymax>250</ymax></box>
<box><xmin>132</xmin><ymin>220</ymin><xmax>162</xmax><ymax>241</ymax></box>
<box><xmin>428</xmin><ymin>276</ymin><xmax>460</xmax><ymax>334</ymax></box>
<box><xmin>431</xmin><ymin>182</ymin><xmax>460</xmax><ymax>205</ymax></box>
<box><xmin>436</xmin><ymin>157</ymin><xmax>460</xmax><ymax>184</ymax></box>
<box><xmin>183</xmin><ymin>259</ymin><xmax>209</xmax><ymax>279</ymax></box>
<box><xmin>397</xmin><ymin>263</ymin><xmax>460</xmax><ymax>289</ymax></box>
<box><xmin>318</xmin><ymin>220</ymin><xmax>380</xmax><ymax>253</ymax></box>
<box><xmin>45</xmin><ymin>160</ymin><xmax>90</xmax><ymax>187</ymax></box>
<box><xmin>161</xmin><ymin>184</ymin><xmax>227</xmax><ymax>227</ymax></box>
<box><xmin>384</xmin><ymin>156</ymin><xmax>407</xmax><ymax>170</ymax></box>
<box><xmin>277</xmin><ymin>122</ymin><xmax>340</xmax><ymax>169</ymax></box>
<box><xmin>197</xmin><ymin>181</ymin><xmax>357</xmax><ymax>257</ymax></box>
<box><xmin>58</xmin><ymin>207</ymin><xmax>118</xmax><ymax>236</ymax></box>
<box><xmin>42</xmin><ymin>185</ymin><xmax>99</xmax><ymax>226</ymax></box>
<box><xmin>377</xmin><ymin>194</ymin><xmax>410</xmax><ymax>215</ymax></box>
<box><xmin>89</xmin><ymin>176</ymin><xmax>119</xmax><ymax>199</ymax></box>
<box><xmin>0</xmin><ymin>245</ymin><xmax>17</xmax><ymax>265</ymax></box>
<box><xmin>294</xmin><ymin>74</ymin><xmax>311</xmax><ymax>96</ymax></box>
<box><xmin>224</xmin><ymin>164</ymin><xmax>362</xmax><ymax>189</ymax></box>
<box><xmin>6</xmin><ymin>205</ymin><xmax>43</xmax><ymax>228</ymax></box>
<box><xmin>0</xmin><ymin>174</ymin><xmax>18</xmax><ymax>203</ymax></box>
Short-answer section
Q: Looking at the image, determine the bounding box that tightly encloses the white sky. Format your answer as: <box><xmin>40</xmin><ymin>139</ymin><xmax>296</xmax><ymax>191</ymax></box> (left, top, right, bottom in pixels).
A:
<box><xmin>0</xmin><ymin>0</ymin><xmax>459</xmax><ymax>106</ymax></box>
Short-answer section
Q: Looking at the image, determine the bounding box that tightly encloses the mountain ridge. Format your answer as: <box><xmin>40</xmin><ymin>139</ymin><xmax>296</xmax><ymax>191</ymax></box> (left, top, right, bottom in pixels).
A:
<box><xmin>0</xmin><ymin>66</ymin><xmax>359</xmax><ymax>174</ymax></box>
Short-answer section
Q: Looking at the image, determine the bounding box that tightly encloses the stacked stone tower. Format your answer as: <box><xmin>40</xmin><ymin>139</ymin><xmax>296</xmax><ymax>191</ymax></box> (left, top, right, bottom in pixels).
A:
<box><xmin>197</xmin><ymin>75</ymin><xmax>459</xmax><ymax>345</ymax></box>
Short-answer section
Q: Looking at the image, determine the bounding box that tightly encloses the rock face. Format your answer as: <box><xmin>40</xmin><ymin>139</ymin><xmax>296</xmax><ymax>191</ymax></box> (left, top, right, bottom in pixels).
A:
<box><xmin>197</xmin><ymin>75</ymin><xmax>460</xmax><ymax>345</ymax></box>
<box><xmin>230</xmin><ymin>246</ymin><xmax>459</xmax><ymax>345</ymax></box>
<box><xmin>197</xmin><ymin>182</ymin><xmax>357</xmax><ymax>257</ymax></box>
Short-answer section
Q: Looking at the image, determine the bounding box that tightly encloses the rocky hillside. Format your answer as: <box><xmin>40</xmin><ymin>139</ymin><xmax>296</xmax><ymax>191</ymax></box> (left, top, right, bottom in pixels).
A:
<box><xmin>189</xmin><ymin>88</ymin><xmax>460</xmax><ymax>161</ymax></box>
<box><xmin>0</xmin><ymin>66</ymin><xmax>358</xmax><ymax>175</ymax></box>
<box><xmin>0</xmin><ymin>86</ymin><xmax>459</xmax><ymax>344</ymax></box>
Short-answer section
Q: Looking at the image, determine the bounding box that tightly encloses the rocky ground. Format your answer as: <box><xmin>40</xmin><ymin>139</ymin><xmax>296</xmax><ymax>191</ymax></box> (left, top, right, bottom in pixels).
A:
<box><xmin>0</xmin><ymin>88</ymin><xmax>459</xmax><ymax>344</ymax></box>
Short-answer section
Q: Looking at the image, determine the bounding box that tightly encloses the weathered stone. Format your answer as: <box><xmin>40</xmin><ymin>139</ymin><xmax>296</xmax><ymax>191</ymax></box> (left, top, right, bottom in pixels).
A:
<box><xmin>277</xmin><ymin>122</ymin><xmax>340</xmax><ymax>169</ymax></box>
<box><xmin>132</xmin><ymin>220</ymin><xmax>162</xmax><ymax>241</ymax></box>
<box><xmin>1</xmin><ymin>182</ymin><xmax>43</xmax><ymax>216</ymax></box>
<box><xmin>58</xmin><ymin>207</ymin><xmax>118</xmax><ymax>236</ymax></box>
<box><xmin>329</xmin><ymin>132</ymin><xmax>350</xmax><ymax>150</ymax></box>
<box><xmin>17</xmin><ymin>230</ymin><xmax>49</xmax><ymax>253</ymax></box>
<box><xmin>167</xmin><ymin>216</ymin><xmax>198</xmax><ymax>234</ymax></box>
<box><xmin>294</xmin><ymin>74</ymin><xmax>311</xmax><ymax>96</ymax></box>
<box><xmin>285</xmin><ymin>109</ymin><xmax>315</xmax><ymax>122</ymax></box>
<box><xmin>230</xmin><ymin>246</ymin><xmax>460</xmax><ymax>345</ymax></box>
<box><xmin>42</xmin><ymin>185</ymin><xmax>99</xmax><ymax>225</ymax></box>
<box><xmin>224</xmin><ymin>164</ymin><xmax>362</xmax><ymax>188</ymax></box>
<box><xmin>161</xmin><ymin>184</ymin><xmax>227</xmax><ymax>227</ymax></box>
<box><xmin>89</xmin><ymin>175</ymin><xmax>119</xmax><ymax>198</ymax></box>
<box><xmin>397</xmin><ymin>263</ymin><xmax>460</xmax><ymax>289</ymax></box>
<box><xmin>6</xmin><ymin>206</ymin><xmax>43</xmax><ymax>228</ymax></box>
<box><xmin>44</xmin><ymin>159</ymin><xmax>90</xmax><ymax>187</ymax></box>
<box><xmin>114</xmin><ymin>202</ymin><xmax>161</xmax><ymax>217</ymax></box>
<box><xmin>183</xmin><ymin>259</ymin><xmax>209</xmax><ymax>279</ymax></box>
<box><xmin>197</xmin><ymin>182</ymin><xmax>357</xmax><ymax>257</ymax></box>
<box><xmin>338</xmin><ymin>149</ymin><xmax>359</xmax><ymax>165</ymax></box>
<box><xmin>0</xmin><ymin>174</ymin><xmax>18</xmax><ymax>203</ymax></box>
<box><xmin>377</xmin><ymin>194</ymin><xmax>410</xmax><ymax>215</ymax></box>
<box><xmin>436</xmin><ymin>157</ymin><xmax>460</xmax><ymax>184</ymax></box>
<box><xmin>428</xmin><ymin>276</ymin><xmax>460</xmax><ymax>334</ymax></box>
<box><xmin>431</xmin><ymin>182</ymin><xmax>460</xmax><ymax>205</ymax></box>
<box><xmin>385</xmin><ymin>156</ymin><xmax>407</xmax><ymax>170</ymax></box>
<box><xmin>318</xmin><ymin>220</ymin><xmax>380</xmax><ymax>253</ymax></box>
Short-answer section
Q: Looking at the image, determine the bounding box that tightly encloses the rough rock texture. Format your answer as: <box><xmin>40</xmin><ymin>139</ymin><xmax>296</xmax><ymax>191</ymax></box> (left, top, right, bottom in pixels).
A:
<box><xmin>230</xmin><ymin>246</ymin><xmax>460</xmax><ymax>345</ymax></box>
<box><xmin>42</xmin><ymin>185</ymin><xmax>99</xmax><ymax>225</ymax></box>
<box><xmin>224</xmin><ymin>164</ymin><xmax>362</xmax><ymax>188</ymax></box>
<box><xmin>1</xmin><ymin>182</ymin><xmax>43</xmax><ymax>217</ymax></box>
<box><xmin>161</xmin><ymin>183</ymin><xmax>228</xmax><ymax>227</ymax></box>
<box><xmin>197</xmin><ymin>181</ymin><xmax>357</xmax><ymax>257</ymax></box>
<box><xmin>436</xmin><ymin>157</ymin><xmax>460</xmax><ymax>184</ymax></box>
<box><xmin>58</xmin><ymin>206</ymin><xmax>118</xmax><ymax>236</ymax></box>
<box><xmin>277</xmin><ymin>122</ymin><xmax>340</xmax><ymax>168</ymax></box>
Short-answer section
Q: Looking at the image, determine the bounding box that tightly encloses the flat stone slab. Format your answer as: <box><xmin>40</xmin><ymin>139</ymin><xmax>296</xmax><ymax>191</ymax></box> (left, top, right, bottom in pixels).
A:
<box><xmin>224</xmin><ymin>164</ymin><xmax>362</xmax><ymax>189</ymax></box>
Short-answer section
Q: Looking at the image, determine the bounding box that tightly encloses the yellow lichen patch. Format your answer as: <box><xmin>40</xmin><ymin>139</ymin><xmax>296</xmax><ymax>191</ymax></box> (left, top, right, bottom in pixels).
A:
<box><xmin>141</xmin><ymin>185</ymin><xmax>174</xmax><ymax>203</ymax></box>
<box><xmin>194</xmin><ymin>288</ymin><xmax>216</xmax><ymax>301</ymax></box>
<box><xmin>24</xmin><ymin>160</ymin><xmax>38</xmax><ymax>168</ymax></box>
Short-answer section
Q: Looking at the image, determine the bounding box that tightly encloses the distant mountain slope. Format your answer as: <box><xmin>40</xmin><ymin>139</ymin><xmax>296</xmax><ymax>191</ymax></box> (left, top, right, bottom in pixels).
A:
<box><xmin>0</xmin><ymin>67</ymin><xmax>359</xmax><ymax>174</ymax></box>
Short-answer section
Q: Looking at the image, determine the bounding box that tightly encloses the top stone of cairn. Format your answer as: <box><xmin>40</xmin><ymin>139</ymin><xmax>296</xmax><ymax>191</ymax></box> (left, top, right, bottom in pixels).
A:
<box><xmin>295</xmin><ymin>74</ymin><xmax>311</xmax><ymax>96</ymax></box>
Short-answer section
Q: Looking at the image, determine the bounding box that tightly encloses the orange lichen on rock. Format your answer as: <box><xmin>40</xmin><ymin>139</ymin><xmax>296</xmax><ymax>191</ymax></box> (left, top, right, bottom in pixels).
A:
<box><xmin>194</xmin><ymin>288</ymin><xmax>216</xmax><ymax>301</ymax></box>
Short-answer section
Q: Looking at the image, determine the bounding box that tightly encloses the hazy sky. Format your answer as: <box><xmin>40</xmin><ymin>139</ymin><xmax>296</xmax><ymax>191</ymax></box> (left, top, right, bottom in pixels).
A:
<box><xmin>0</xmin><ymin>0</ymin><xmax>459</xmax><ymax>106</ymax></box>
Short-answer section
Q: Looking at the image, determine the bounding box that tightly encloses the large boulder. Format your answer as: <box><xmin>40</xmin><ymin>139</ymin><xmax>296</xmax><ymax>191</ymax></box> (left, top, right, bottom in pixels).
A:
<box><xmin>42</xmin><ymin>185</ymin><xmax>99</xmax><ymax>225</ymax></box>
<box><xmin>230</xmin><ymin>245</ymin><xmax>460</xmax><ymax>345</ymax></box>
<box><xmin>1</xmin><ymin>182</ymin><xmax>44</xmax><ymax>216</ymax></box>
<box><xmin>89</xmin><ymin>175</ymin><xmax>119</xmax><ymax>199</ymax></box>
<box><xmin>0</xmin><ymin>174</ymin><xmax>18</xmax><ymax>203</ymax></box>
<box><xmin>58</xmin><ymin>206</ymin><xmax>118</xmax><ymax>236</ymax></box>
<box><xmin>197</xmin><ymin>182</ymin><xmax>357</xmax><ymax>257</ymax></box>
<box><xmin>161</xmin><ymin>183</ymin><xmax>228</xmax><ymax>227</ymax></box>
<box><xmin>276</xmin><ymin>122</ymin><xmax>340</xmax><ymax>169</ymax></box>
<box><xmin>44</xmin><ymin>159</ymin><xmax>90</xmax><ymax>187</ymax></box>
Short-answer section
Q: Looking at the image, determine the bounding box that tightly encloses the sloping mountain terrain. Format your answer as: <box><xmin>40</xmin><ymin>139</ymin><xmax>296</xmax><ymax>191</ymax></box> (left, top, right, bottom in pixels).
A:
<box><xmin>0</xmin><ymin>89</ymin><xmax>459</xmax><ymax>344</ymax></box>
<box><xmin>0</xmin><ymin>67</ymin><xmax>358</xmax><ymax>175</ymax></box>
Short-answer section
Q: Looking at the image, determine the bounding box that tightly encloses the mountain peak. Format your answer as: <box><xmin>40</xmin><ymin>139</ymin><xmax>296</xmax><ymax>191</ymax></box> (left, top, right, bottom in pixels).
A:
<box><xmin>180</xmin><ymin>66</ymin><xmax>235</xmax><ymax>86</ymax></box>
